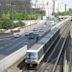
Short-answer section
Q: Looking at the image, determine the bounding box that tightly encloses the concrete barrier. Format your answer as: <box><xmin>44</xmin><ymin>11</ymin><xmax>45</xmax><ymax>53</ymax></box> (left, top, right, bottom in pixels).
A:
<box><xmin>0</xmin><ymin>45</ymin><xmax>27</xmax><ymax>72</ymax></box>
<box><xmin>0</xmin><ymin>33</ymin><xmax>13</xmax><ymax>39</ymax></box>
<box><xmin>13</xmin><ymin>20</ymin><xmax>46</xmax><ymax>26</ymax></box>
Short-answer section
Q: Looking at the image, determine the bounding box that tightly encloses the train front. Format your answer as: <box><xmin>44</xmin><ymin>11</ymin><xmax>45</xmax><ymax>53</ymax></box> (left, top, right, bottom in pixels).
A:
<box><xmin>25</xmin><ymin>50</ymin><xmax>38</xmax><ymax>68</ymax></box>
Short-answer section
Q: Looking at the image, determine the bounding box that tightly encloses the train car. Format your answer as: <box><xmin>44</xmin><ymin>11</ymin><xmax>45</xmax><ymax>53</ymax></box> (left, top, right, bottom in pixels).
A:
<box><xmin>25</xmin><ymin>18</ymin><xmax>71</xmax><ymax>69</ymax></box>
<box><xmin>25</xmin><ymin>28</ymin><xmax>60</xmax><ymax>68</ymax></box>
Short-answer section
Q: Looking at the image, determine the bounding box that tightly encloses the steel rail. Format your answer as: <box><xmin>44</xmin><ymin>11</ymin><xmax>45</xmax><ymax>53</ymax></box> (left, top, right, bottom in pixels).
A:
<box><xmin>51</xmin><ymin>28</ymin><xmax>69</xmax><ymax>72</ymax></box>
<box><xmin>38</xmin><ymin>23</ymin><xmax>69</xmax><ymax>72</ymax></box>
<box><xmin>39</xmin><ymin>25</ymin><xmax>69</xmax><ymax>72</ymax></box>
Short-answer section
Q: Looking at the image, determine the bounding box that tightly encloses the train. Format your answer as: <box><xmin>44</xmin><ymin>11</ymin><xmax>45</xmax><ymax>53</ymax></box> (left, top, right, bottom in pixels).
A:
<box><xmin>25</xmin><ymin>18</ymin><xmax>71</xmax><ymax>69</ymax></box>
<box><xmin>25</xmin><ymin>28</ymin><xmax>60</xmax><ymax>68</ymax></box>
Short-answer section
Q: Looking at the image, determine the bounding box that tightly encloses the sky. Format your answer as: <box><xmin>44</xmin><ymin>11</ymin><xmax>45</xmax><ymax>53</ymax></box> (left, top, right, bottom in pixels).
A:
<box><xmin>58</xmin><ymin>0</ymin><xmax>72</xmax><ymax>8</ymax></box>
<box><xmin>32</xmin><ymin>0</ymin><xmax>72</xmax><ymax>8</ymax></box>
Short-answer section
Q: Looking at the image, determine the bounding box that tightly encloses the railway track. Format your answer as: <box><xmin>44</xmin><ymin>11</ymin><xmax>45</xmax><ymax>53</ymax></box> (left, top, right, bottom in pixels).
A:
<box><xmin>23</xmin><ymin>23</ymin><xmax>70</xmax><ymax>72</ymax></box>
<box><xmin>36</xmin><ymin>27</ymin><xmax>69</xmax><ymax>72</ymax></box>
<box><xmin>18</xmin><ymin>18</ymin><xmax>71</xmax><ymax>72</ymax></box>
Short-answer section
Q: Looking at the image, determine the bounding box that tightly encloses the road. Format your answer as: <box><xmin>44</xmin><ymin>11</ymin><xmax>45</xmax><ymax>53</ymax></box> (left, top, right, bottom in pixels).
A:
<box><xmin>0</xmin><ymin>23</ymin><xmax>51</xmax><ymax>61</ymax></box>
<box><xmin>3</xmin><ymin>17</ymin><xmax>68</xmax><ymax>72</ymax></box>
<box><xmin>0</xmin><ymin>36</ymin><xmax>27</xmax><ymax>60</ymax></box>
<box><xmin>0</xmin><ymin>18</ymin><xmax>63</xmax><ymax>72</ymax></box>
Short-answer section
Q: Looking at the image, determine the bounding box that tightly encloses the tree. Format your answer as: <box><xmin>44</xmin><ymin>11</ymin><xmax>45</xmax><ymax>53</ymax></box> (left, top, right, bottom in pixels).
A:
<box><xmin>0</xmin><ymin>21</ymin><xmax>3</xmax><ymax>29</ymax></box>
<box><xmin>2</xmin><ymin>11</ymin><xmax>11</xmax><ymax>20</ymax></box>
<box><xmin>2</xmin><ymin>20</ymin><xmax>14</xmax><ymax>29</ymax></box>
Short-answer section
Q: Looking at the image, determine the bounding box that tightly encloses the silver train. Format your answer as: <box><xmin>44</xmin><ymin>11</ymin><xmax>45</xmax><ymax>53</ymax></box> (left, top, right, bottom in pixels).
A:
<box><xmin>25</xmin><ymin>18</ymin><xmax>71</xmax><ymax>68</ymax></box>
<box><xmin>25</xmin><ymin>28</ymin><xmax>60</xmax><ymax>68</ymax></box>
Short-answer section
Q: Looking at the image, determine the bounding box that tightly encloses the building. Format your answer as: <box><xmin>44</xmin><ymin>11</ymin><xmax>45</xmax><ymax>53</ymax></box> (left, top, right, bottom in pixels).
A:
<box><xmin>0</xmin><ymin>0</ymin><xmax>31</xmax><ymax>14</ymax></box>
<box><xmin>52</xmin><ymin>0</ymin><xmax>60</xmax><ymax>13</ymax></box>
<box><xmin>31</xmin><ymin>0</ymin><xmax>69</xmax><ymax>17</ymax></box>
<box><xmin>58</xmin><ymin>3</ymin><xmax>66</xmax><ymax>12</ymax></box>
<box><xmin>44</xmin><ymin>0</ymin><xmax>53</xmax><ymax>17</ymax></box>
<box><xmin>31</xmin><ymin>0</ymin><xmax>53</xmax><ymax>17</ymax></box>
<box><xmin>52</xmin><ymin>0</ymin><xmax>69</xmax><ymax>13</ymax></box>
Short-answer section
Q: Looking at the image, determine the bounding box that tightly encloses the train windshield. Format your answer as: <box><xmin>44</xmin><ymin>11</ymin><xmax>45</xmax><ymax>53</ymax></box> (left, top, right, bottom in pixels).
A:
<box><xmin>27</xmin><ymin>52</ymin><xmax>37</xmax><ymax>60</ymax></box>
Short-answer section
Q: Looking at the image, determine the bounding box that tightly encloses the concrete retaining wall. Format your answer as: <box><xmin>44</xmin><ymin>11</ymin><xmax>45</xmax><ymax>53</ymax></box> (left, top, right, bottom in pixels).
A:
<box><xmin>0</xmin><ymin>45</ymin><xmax>27</xmax><ymax>72</ymax></box>
<box><xmin>13</xmin><ymin>20</ymin><xmax>46</xmax><ymax>26</ymax></box>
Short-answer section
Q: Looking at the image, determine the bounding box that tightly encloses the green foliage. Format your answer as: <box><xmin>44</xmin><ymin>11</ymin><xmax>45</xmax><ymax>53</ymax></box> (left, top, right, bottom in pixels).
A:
<box><xmin>18</xmin><ymin>21</ymin><xmax>25</xmax><ymax>27</ymax></box>
<box><xmin>52</xmin><ymin>12</ymin><xmax>62</xmax><ymax>17</ymax></box>
<box><xmin>52</xmin><ymin>10</ymin><xmax>72</xmax><ymax>16</ymax></box>
<box><xmin>30</xmin><ymin>13</ymin><xmax>38</xmax><ymax>20</ymax></box>
<box><xmin>0</xmin><ymin>21</ymin><xmax>3</xmax><ymax>29</ymax></box>
<box><xmin>0</xmin><ymin>19</ymin><xmax>25</xmax><ymax>29</ymax></box>
<box><xmin>14</xmin><ymin>21</ymin><xmax>25</xmax><ymax>28</ymax></box>
<box><xmin>14</xmin><ymin>12</ymin><xmax>25</xmax><ymax>20</ymax></box>
<box><xmin>2</xmin><ymin>20</ymin><xmax>14</xmax><ymax>29</ymax></box>
<box><xmin>0</xmin><ymin>11</ymin><xmax>42</xmax><ymax>29</ymax></box>
<box><xmin>14</xmin><ymin>12</ymin><xmax>40</xmax><ymax>20</ymax></box>
<box><xmin>2</xmin><ymin>12</ymin><xmax>11</xmax><ymax>20</ymax></box>
<box><xmin>1</xmin><ymin>11</ymin><xmax>41</xmax><ymax>20</ymax></box>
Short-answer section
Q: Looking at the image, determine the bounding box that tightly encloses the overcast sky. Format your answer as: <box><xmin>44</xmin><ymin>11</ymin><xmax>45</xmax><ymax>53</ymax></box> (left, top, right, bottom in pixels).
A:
<box><xmin>32</xmin><ymin>0</ymin><xmax>72</xmax><ymax>8</ymax></box>
<box><xmin>58</xmin><ymin>0</ymin><xmax>72</xmax><ymax>8</ymax></box>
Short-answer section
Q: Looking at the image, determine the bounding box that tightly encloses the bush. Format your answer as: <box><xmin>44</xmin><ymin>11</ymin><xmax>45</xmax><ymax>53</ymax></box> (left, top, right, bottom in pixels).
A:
<box><xmin>52</xmin><ymin>12</ymin><xmax>62</xmax><ymax>16</ymax></box>
<box><xmin>52</xmin><ymin>11</ymin><xmax>72</xmax><ymax>16</ymax></box>
<box><xmin>15</xmin><ymin>21</ymin><xmax>25</xmax><ymax>28</ymax></box>
<box><xmin>0</xmin><ymin>21</ymin><xmax>3</xmax><ymax>29</ymax></box>
<box><xmin>2</xmin><ymin>12</ymin><xmax>11</xmax><ymax>20</ymax></box>
<box><xmin>1</xmin><ymin>11</ymin><xmax>42</xmax><ymax>20</ymax></box>
<box><xmin>2</xmin><ymin>20</ymin><xmax>14</xmax><ymax>29</ymax></box>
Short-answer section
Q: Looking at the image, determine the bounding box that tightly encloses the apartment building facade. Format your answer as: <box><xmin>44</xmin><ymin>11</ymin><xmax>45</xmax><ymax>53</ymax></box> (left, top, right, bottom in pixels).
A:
<box><xmin>31</xmin><ymin>0</ymin><xmax>69</xmax><ymax>17</ymax></box>
<box><xmin>0</xmin><ymin>0</ymin><xmax>31</xmax><ymax>14</ymax></box>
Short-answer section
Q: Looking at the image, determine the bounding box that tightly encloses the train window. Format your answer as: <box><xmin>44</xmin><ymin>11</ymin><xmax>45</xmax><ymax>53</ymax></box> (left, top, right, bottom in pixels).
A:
<box><xmin>27</xmin><ymin>52</ymin><xmax>37</xmax><ymax>60</ymax></box>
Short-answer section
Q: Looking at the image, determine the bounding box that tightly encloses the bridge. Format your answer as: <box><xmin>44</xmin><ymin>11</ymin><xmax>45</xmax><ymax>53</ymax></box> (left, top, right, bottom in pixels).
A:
<box><xmin>0</xmin><ymin>17</ymin><xmax>72</xmax><ymax>72</ymax></box>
